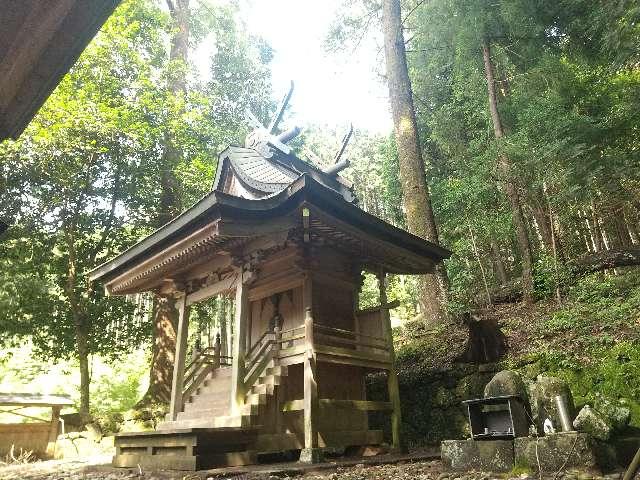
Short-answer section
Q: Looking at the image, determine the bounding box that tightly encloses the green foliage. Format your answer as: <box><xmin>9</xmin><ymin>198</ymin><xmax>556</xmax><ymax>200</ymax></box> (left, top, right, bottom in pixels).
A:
<box><xmin>91</xmin><ymin>351</ymin><xmax>150</xmax><ymax>417</ymax></box>
<box><xmin>0</xmin><ymin>0</ymin><xmax>273</xmax><ymax>412</ymax></box>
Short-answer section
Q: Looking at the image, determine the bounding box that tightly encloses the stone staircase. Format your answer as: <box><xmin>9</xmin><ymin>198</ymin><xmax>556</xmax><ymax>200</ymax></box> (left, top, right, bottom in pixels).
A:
<box><xmin>158</xmin><ymin>361</ymin><xmax>288</xmax><ymax>431</ymax></box>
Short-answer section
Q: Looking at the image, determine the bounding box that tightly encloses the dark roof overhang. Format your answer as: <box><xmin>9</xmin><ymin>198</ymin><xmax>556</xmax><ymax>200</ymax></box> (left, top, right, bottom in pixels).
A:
<box><xmin>0</xmin><ymin>0</ymin><xmax>121</xmax><ymax>141</ymax></box>
<box><xmin>88</xmin><ymin>175</ymin><xmax>451</xmax><ymax>287</ymax></box>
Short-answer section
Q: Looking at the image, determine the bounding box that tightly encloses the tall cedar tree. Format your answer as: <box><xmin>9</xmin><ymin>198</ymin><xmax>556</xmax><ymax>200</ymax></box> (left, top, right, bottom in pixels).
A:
<box><xmin>381</xmin><ymin>0</ymin><xmax>449</xmax><ymax>323</ymax></box>
<box><xmin>481</xmin><ymin>41</ymin><xmax>534</xmax><ymax>304</ymax></box>
<box><xmin>141</xmin><ymin>0</ymin><xmax>190</xmax><ymax>404</ymax></box>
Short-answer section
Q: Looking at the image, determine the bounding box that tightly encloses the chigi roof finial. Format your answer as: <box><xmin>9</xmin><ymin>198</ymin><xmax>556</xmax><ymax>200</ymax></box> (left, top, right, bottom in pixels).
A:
<box><xmin>244</xmin><ymin>80</ymin><xmax>300</xmax><ymax>158</ymax></box>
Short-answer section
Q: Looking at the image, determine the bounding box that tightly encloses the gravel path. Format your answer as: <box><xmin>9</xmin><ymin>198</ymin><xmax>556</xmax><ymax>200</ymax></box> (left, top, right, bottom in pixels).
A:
<box><xmin>0</xmin><ymin>457</ymin><xmax>626</xmax><ymax>480</ymax></box>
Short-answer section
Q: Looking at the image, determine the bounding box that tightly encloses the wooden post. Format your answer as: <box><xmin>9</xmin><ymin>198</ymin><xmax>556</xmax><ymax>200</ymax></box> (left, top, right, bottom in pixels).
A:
<box><xmin>213</xmin><ymin>332</ymin><xmax>221</xmax><ymax>369</ymax></box>
<box><xmin>231</xmin><ymin>274</ymin><xmax>249</xmax><ymax>414</ymax></box>
<box><xmin>273</xmin><ymin>324</ymin><xmax>281</xmax><ymax>364</ymax></box>
<box><xmin>302</xmin><ymin>306</ymin><xmax>321</xmax><ymax>461</ymax></box>
<box><xmin>169</xmin><ymin>294</ymin><xmax>190</xmax><ymax>421</ymax></box>
<box><xmin>45</xmin><ymin>406</ymin><xmax>61</xmax><ymax>458</ymax></box>
<box><xmin>378</xmin><ymin>268</ymin><xmax>405</xmax><ymax>453</ymax></box>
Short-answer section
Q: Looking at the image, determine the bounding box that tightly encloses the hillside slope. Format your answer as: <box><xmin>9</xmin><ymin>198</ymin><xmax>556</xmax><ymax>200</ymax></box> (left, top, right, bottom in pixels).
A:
<box><xmin>369</xmin><ymin>270</ymin><xmax>640</xmax><ymax>447</ymax></box>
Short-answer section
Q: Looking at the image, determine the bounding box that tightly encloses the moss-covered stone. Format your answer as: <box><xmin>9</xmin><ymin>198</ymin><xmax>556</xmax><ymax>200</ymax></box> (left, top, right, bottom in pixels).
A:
<box><xmin>454</xmin><ymin>373</ymin><xmax>487</xmax><ymax>401</ymax></box>
<box><xmin>593</xmin><ymin>397</ymin><xmax>631</xmax><ymax>431</ymax></box>
<box><xmin>441</xmin><ymin>439</ymin><xmax>514</xmax><ymax>472</ymax></box>
<box><xmin>530</xmin><ymin>375</ymin><xmax>575</xmax><ymax>433</ymax></box>
<box><xmin>484</xmin><ymin>370</ymin><xmax>529</xmax><ymax>404</ymax></box>
<box><xmin>514</xmin><ymin>432</ymin><xmax>598</xmax><ymax>472</ymax></box>
<box><xmin>573</xmin><ymin>405</ymin><xmax>613</xmax><ymax>441</ymax></box>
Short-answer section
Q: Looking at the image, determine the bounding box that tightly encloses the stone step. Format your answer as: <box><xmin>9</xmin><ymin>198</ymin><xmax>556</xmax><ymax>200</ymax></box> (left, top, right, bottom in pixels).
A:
<box><xmin>180</xmin><ymin>403</ymin><xmax>231</xmax><ymax>416</ymax></box>
<box><xmin>245</xmin><ymin>393</ymin><xmax>267</xmax><ymax>406</ymax></box>
<box><xmin>177</xmin><ymin>406</ymin><xmax>230</xmax><ymax>421</ymax></box>
<box><xmin>211</xmin><ymin>367</ymin><xmax>232</xmax><ymax>378</ymax></box>
<box><xmin>157</xmin><ymin>418</ymin><xmax>217</xmax><ymax>430</ymax></box>
<box><xmin>159</xmin><ymin>414</ymin><xmax>256</xmax><ymax>430</ymax></box>
<box><xmin>197</xmin><ymin>378</ymin><xmax>231</xmax><ymax>393</ymax></box>
<box><xmin>212</xmin><ymin>415</ymin><xmax>255</xmax><ymax>428</ymax></box>
<box><xmin>188</xmin><ymin>389</ymin><xmax>231</xmax><ymax>405</ymax></box>
<box><xmin>251</xmin><ymin>382</ymin><xmax>276</xmax><ymax>396</ymax></box>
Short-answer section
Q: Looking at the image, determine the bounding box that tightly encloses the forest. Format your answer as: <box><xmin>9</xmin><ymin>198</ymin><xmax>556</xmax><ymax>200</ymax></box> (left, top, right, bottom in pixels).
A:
<box><xmin>0</xmin><ymin>0</ymin><xmax>639</xmax><ymax>476</ymax></box>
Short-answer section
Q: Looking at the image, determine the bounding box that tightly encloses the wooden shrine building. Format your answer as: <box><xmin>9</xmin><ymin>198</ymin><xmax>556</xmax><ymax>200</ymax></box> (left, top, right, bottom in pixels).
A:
<box><xmin>89</xmin><ymin>89</ymin><xmax>451</xmax><ymax>470</ymax></box>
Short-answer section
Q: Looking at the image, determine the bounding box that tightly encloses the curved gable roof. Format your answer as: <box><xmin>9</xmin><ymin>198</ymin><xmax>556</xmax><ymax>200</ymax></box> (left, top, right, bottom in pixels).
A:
<box><xmin>88</xmin><ymin>174</ymin><xmax>451</xmax><ymax>289</ymax></box>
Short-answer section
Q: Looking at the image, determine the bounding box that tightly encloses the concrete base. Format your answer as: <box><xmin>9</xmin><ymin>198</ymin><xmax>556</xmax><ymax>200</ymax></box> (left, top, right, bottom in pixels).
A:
<box><xmin>514</xmin><ymin>432</ymin><xmax>611</xmax><ymax>472</ymax></box>
<box><xmin>441</xmin><ymin>439</ymin><xmax>514</xmax><ymax>472</ymax></box>
<box><xmin>299</xmin><ymin>447</ymin><xmax>325</xmax><ymax>464</ymax></box>
<box><xmin>113</xmin><ymin>427</ymin><xmax>258</xmax><ymax>471</ymax></box>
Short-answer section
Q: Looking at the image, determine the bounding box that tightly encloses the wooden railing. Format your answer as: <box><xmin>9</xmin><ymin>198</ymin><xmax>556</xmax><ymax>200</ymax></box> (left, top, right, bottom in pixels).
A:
<box><xmin>210</xmin><ymin>318</ymin><xmax>393</xmax><ymax>406</ymax></box>
<box><xmin>182</xmin><ymin>334</ymin><xmax>232</xmax><ymax>403</ymax></box>
<box><xmin>244</xmin><ymin>328</ymin><xmax>276</xmax><ymax>389</ymax></box>
<box><xmin>313</xmin><ymin>323</ymin><xmax>390</xmax><ymax>355</ymax></box>
<box><xmin>278</xmin><ymin>325</ymin><xmax>305</xmax><ymax>349</ymax></box>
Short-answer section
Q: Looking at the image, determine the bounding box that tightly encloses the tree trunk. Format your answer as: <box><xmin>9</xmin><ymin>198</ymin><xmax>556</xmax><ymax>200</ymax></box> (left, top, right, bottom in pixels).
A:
<box><xmin>613</xmin><ymin>206</ymin><xmax>633</xmax><ymax>247</ymax></box>
<box><xmin>590</xmin><ymin>200</ymin><xmax>605</xmax><ymax>251</ymax></box>
<box><xmin>627</xmin><ymin>206</ymin><xmax>640</xmax><ymax>245</ymax></box>
<box><xmin>571</xmin><ymin>247</ymin><xmax>640</xmax><ymax>273</ymax></box>
<box><xmin>139</xmin><ymin>296</ymin><xmax>178</xmax><ymax>405</ymax></box>
<box><xmin>141</xmin><ymin>0</ymin><xmax>190</xmax><ymax>404</ymax></box>
<box><xmin>469</xmin><ymin>226</ymin><xmax>491</xmax><ymax>305</ymax></box>
<box><xmin>157</xmin><ymin>0</ymin><xmax>190</xmax><ymax>227</ymax></box>
<box><xmin>481</xmin><ymin>40</ymin><xmax>534</xmax><ymax>304</ymax></box>
<box><xmin>76</xmin><ymin>320</ymin><xmax>91</xmax><ymax>419</ymax></box>
<box><xmin>529</xmin><ymin>194</ymin><xmax>554</xmax><ymax>253</ymax></box>
<box><xmin>490</xmin><ymin>240</ymin><xmax>509</xmax><ymax>284</ymax></box>
<box><xmin>63</xmin><ymin>220</ymin><xmax>91</xmax><ymax>418</ymax></box>
<box><xmin>381</xmin><ymin>0</ymin><xmax>449</xmax><ymax>323</ymax></box>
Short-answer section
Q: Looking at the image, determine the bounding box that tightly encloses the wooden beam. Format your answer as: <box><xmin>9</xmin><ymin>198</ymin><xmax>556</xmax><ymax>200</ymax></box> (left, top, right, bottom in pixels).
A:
<box><xmin>323</xmin><ymin>399</ymin><xmax>393</xmax><ymax>411</ymax></box>
<box><xmin>282</xmin><ymin>399</ymin><xmax>392</xmax><ymax>412</ymax></box>
<box><xmin>105</xmin><ymin>222</ymin><xmax>219</xmax><ymax>293</ymax></box>
<box><xmin>230</xmin><ymin>272</ymin><xmax>249</xmax><ymax>414</ymax></box>
<box><xmin>185</xmin><ymin>274</ymin><xmax>238</xmax><ymax>306</ymax></box>
<box><xmin>248</xmin><ymin>273</ymin><xmax>304</xmax><ymax>302</ymax></box>
<box><xmin>310</xmin><ymin>206</ymin><xmax>436</xmax><ymax>273</ymax></box>
<box><xmin>183</xmin><ymin>254</ymin><xmax>232</xmax><ymax>282</ymax></box>
<box><xmin>217</xmin><ymin>217</ymin><xmax>296</xmax><ymax>237</ymax></box>
<box><xmin>303</xmin><ymin>276</ymin><xmax>318</xmax><ymax>449</ymax></box>
<box><xmin>169</xmin><ymin>295</ymin><xmax>190</xmax><ymax>420</ymax></box>
<box><xmin>313</xmin><ymin>344</ymin><xmax>391</xmax><ymax>363</ymax></box>
<box><xmin>378</xmin><ymin>269</ymin><xmax>405</xmax><ymax>452</ymax></box>
<box><xmin>311</xmin><ymin>271</ymin><xmax>357</xmax><ymax>291</ymax></box>
<box><xmin>241</xmin><ymin>230</ymin><xmax>290</xmax><ymax>256</ymax></box>
<box><xmin>314</xmin><ymin>353</ymin><xmax>391</xmax><ymax>371</ymax></box>
<box><xmin>45</xmin><ymin>406</ymin><xmax>61</xmax><ymax>457</ymax></box>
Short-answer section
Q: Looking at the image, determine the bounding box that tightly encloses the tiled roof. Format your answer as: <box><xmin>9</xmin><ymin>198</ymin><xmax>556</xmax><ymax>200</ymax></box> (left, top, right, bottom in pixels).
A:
<box><xmin>227</xmin><ymin>147</ymin><xmax>298</xmax><ymax>193</ymax></box>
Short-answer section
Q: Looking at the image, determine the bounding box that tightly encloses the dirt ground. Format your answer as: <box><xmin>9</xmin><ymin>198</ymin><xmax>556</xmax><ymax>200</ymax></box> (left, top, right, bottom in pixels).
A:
<box><xmin>0</xmin><ymin>456</ymin><xmax>629</xmax><ymax>480</ymax></box>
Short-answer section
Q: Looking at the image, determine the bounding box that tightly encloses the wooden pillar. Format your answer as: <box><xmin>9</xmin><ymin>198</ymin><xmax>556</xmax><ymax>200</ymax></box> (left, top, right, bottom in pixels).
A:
<box><xmin>169</xmin><ymin>294</ymin><xmax>190</xmax><ymax>421</ymax></box>
<box><xmin>378</xmin><ymin>268</ymin><xmax>405</xmax><ymax>453</ymax></box>
<box><xmin>300</xmin><ymin>274</ymin><xmax>322</xmax><ymax>462</ymax></box>
<box><xmin>303</xmin><ymin>307</ymin><xmax>318</xmax><ymax>449</ymax></box>
<box><xmin>231</xmin><ymin>274</ymin><xmax>249</xmax><ymax>414</ymax></box>
<box><xmin>213</xmin><ymin>332</ymin><xmax>221</xmax><ymax>369</ymax></box>
<box><xmin>45</xmin><ymin>406</ymin><xmax>61</xmax><ymax>457</ymax></box>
